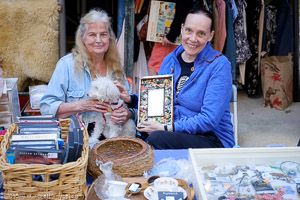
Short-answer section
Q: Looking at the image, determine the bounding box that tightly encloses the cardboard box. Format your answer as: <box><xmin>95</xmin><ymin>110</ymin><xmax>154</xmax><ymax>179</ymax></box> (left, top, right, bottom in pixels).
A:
<box><xmin>189</xmin><ymin>147</ymin><xmax>300</xmax><ymax>200</ymax></box>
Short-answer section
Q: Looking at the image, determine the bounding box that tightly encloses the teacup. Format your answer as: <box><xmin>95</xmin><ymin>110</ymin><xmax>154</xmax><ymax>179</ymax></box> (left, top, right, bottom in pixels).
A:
<box><xmin>153</xmin><ymin>177</ymin><xmax>178</xmax><ymax>192</ymax></box>
<box><xmin>107</xmin><ymin>180</ymin><xmax>128</xmax><ymax>197</ymax></box>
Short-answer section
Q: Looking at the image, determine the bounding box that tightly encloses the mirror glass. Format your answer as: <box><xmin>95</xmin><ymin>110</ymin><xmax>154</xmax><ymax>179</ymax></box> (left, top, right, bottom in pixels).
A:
<box><xmin>147</xmin><ymin>88</ymin><xmax>165</xmax><ymax>117</ymax></box>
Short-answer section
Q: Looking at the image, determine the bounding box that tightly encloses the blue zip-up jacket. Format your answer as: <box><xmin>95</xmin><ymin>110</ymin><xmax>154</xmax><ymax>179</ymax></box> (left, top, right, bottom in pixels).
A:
<box><xmin>158</xmin><ymin>43</ymin><xmax>234</xmax><ymax>148</ymax></box>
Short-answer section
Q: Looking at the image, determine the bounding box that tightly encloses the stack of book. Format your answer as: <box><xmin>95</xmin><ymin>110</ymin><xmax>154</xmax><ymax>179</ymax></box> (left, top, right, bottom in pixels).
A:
<box><xmin>6</xmin><ymin>115</ymin><xmax>84</xmax><ymax>165</ymax></box>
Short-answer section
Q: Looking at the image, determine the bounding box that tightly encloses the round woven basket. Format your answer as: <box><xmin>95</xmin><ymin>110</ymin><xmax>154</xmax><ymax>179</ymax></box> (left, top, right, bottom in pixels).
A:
<box><xmin>87</xmin><ymin>136</ymin><xmax>154</xmax><ymax>178</ymax></box>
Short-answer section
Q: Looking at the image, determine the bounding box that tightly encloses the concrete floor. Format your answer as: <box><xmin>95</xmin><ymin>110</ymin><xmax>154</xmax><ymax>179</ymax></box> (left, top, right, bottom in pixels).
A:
<box><xmin>237</xmin><ymin>90</ymin><xmax>300</xmax><ymax>147</ymax></box>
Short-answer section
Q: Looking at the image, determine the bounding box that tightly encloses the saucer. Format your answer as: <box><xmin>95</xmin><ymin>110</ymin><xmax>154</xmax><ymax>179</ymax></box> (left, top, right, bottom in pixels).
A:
<box><xmin>143</xmin><ymin>186</ymin><xmax>187</xmax><ymax>200</ymax></box>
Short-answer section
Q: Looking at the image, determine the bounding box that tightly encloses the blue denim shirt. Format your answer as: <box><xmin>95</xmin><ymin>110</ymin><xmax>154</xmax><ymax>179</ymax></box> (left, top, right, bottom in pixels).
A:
<box><xmin>39</xmin><ymin>53</ymin><xmax>130</xmax><ymax>124</ymax></box>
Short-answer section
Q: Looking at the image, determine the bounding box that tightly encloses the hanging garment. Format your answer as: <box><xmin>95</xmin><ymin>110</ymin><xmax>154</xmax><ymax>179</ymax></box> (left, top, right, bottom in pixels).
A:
<box><xmin>117</xmin><ymin>0</ymin><xmax>125</xmax><ymax>39</ymax></box>
<box><xmin>234</xmin><ymin>0</ymin><xmax>251</xmax><ymax>86</ymax></box>
<box><xmin>245</xmin><ymin>0</ymin><xmax>262</xmax><ymax>96</ymax></box>
<box><xmin>273</xmin><ymin>0</ymin><xmax>293</xmax><ymax>56</ymax></box>
<box><xmin>234</xmin><ymin>0</ymin><xmax>251</xmax><ymax>64</ymax></box>
<box><xmin>117</xmin><ymin>19</ymin><xmax>125</xmax><ymax>69</ymax></box>
<box><xmin>135</xmin><ymin>0</ymin><xmax>145</xmax><ymax>13</ymax></box>
<box><xmin>230</xmin><ymin>0</ymin><xmax>238</xmax><ymax>22</ymax></box>
<box><xmin>257</xmin><ymin>0</ymin><xmax>265</xmax><ymax>74</ymax></box>
<box><xmin>262</xmin><ymin>5</ymin><xmax>277</xmax><ymax>56</ymax></box>
<box><xmin>133</xmin><ymin>42</ymin><xmax>148</xmax><ymax>93</ymax></box>
<box><xmin>212</xmin><ymin>0</ymin><xmax>227</xmax><ymax>52</ymax></box>
<box><xmin>224</xmin><ymin>0</ymin><xmax>237</xmax><ymax>81</ymax></box>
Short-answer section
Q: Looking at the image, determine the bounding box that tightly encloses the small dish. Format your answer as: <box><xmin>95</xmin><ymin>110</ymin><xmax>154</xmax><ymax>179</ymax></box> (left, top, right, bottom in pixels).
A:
<box><xmin>143</xmin><ymin>186</ymin><xmax>187</xmax><ymax>200</ymax></box>
<box><xmin>127</xmin><ymin>182</ymin><xmax>142</xmax><ymax>197</ymax></box>
<box><xmin>147</xmin><ymin>176</ymin><xmax>160</xmax><ymax>186</ymax></box>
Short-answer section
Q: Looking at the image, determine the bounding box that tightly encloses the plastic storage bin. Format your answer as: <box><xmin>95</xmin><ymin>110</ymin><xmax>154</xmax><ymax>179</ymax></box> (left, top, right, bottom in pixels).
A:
<box><xmin>0</xmin><ymin>78</ymin><xmax>20</xmax><ymax>128</ymax></box>
<box><xmin>189</xmin><ymin>147</ymin><xmax>300</xmax><ymax>200</ymax></box>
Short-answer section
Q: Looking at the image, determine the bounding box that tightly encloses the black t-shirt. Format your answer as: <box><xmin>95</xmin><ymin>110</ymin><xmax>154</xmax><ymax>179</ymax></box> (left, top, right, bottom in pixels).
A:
<box><xmin>176</xmin><ymin>53</ymin><xmax>194</xmax><ymax>95</ymax></box>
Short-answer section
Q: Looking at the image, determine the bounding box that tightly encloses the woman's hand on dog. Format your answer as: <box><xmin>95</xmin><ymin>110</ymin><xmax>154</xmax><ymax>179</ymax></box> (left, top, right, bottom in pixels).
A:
<box><xmin>113</xmin><ymin>81</ymin><xmax>131</xmax><ymax>103</ymax></box>
<box><xmin>56</xmin><ymin>99</ymin><xmax>109</xmax><ymax>118</ymax></box>
<box><xmin>84</xmin><ymin>99</ymin><xmax>109</xmax><ymax>112</ymax></box>
<box><xmin>110</xmin><ymin>107</ymin><xmax>131</xmax><ymax>125</ymax></box>
<box><xmin>136</xmin><ymin>121</ymin><xmax>164</xmax><ymax>133</ymax></box>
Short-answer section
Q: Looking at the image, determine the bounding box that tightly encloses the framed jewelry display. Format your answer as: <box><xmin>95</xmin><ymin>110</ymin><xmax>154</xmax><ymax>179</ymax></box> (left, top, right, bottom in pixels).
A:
<box><xmin>137</xmin><ymin>75</ymin><xmax>173</xmax><ymax>127</ymax></box>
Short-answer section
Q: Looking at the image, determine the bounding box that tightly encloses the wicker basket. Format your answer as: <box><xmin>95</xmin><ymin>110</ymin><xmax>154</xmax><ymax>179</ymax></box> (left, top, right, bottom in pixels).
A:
<box><xmin>0</xmin><ymin>119</ymin><xmax>89</xmax><ymax>200</ymax></box>
<box><xmin>87</xmin><ymin>136</ymin><xmax>154</xmax><ymax>178</ymax></box>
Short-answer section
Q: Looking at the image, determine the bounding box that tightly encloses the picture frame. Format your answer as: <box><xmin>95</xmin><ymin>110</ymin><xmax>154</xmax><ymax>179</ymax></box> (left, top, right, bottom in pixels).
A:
<box><xmin>137</xmin><ymin>75</ymin><xmax>173</xmax><ymax>127</ymax></box>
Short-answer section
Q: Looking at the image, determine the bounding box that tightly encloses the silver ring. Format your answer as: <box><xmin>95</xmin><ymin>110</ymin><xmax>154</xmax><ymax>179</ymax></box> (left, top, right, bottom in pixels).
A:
<box><xmin>120</xmin><ymin>112</ymin><xmax>124</xmax><ymax>117</ymax></box>
<box><xmin>96</xmin><ymin>105</ymin><xmax>100</xmax><ymax>109</ymax></box>
<box><xmin>119</xmin><ymin>120</ymin><xmax>123</xmax><ymax>125</ymax></box>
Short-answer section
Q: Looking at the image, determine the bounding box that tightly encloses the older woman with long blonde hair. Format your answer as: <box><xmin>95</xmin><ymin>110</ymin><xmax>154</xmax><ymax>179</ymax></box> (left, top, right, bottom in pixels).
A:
<box><xmin>40</xmin><ymin>8</ymin><xmax>134</xmax><ymax>141</ymax></box>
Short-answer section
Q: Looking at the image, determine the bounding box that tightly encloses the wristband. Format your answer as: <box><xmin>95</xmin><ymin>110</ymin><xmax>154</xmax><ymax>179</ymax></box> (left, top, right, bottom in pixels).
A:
<box><xmin>164</xmin><ymin>124</ymin><xmax>173</xmax><ymax>132</ymax></box>
<box><xmin>164</xmin><ymin>124</ymin><xmax>168</xmax><ymax>131</ymax></box>
<box><xmin>167</xmin><ymin>124</ymin><xmax>173</xmax><ymax>132</ymax></box>
<box><xmin>128</xmin><ymin>108</ymin><xmax>136</xmax><ymax>121</ymax></box>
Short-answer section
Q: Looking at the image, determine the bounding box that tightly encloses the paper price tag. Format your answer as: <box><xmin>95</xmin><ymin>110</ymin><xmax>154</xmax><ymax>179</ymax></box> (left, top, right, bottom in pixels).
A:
<box><xmin>48</xmin><ymin>153</ymin><xmax>58</xmax><ymax>158</ymax></box>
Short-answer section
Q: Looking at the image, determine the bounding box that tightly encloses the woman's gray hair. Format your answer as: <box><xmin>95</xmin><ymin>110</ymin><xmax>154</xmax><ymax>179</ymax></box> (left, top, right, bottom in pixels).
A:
<box><xmin>72</xmin><ymin>8</ymin><xmax>123</xmax><ymax>82</ymax></box>
<box><xmin>78</xmin><ymin>8</ymin><xmax>114</xmax><ymax>40</ymax></box>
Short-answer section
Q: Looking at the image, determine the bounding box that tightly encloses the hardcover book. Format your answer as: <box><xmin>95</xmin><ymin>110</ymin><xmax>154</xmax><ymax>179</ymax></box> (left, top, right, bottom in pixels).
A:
<box><xmin>10</xmin><ymin>144</ymin><xmax>57</xmax><ymax>150</ymax></box>
<box><xmin>7</xmin><ymin>148</ymin><xmax>64</xmax><ymax>165</ymax></box>
<box><xmin>17</xmin><ymin>123</ymin><xmax>60</xmax><ymax>135</ymax></box>
<box><xmin>11</xmin><ymin>133</ymin><xmax>58</xmax><ymax>141</ymax></box>
<box><xmin>146</xmin><ymin>1</ymin><xmax>181</xmax><ymax>45</ymax></box>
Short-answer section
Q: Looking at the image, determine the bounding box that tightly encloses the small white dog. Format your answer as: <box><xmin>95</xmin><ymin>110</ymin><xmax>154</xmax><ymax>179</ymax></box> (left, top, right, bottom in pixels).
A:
<box><xmin>87</xmin><ymin>77</ymin><xmax>136</xmax><ymax>143</ymax></box>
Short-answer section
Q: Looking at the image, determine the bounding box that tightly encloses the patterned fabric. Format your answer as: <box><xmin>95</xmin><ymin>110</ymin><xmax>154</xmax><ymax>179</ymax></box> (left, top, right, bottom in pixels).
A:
<box><xmin>176</xmin><ymin>76</ymin><xmax>189</xmax><ymax>95</ymax></box>
<box><xmin>234</xmin><ymin>0</ymin><xmax>252</xmax><ymax>64</ymax></box>
<box><xmin>175</xmin><ymin>53</ymin><xmax>193</xmax><ymax>95</ymax></box>
<box><xmin>212</xmin><ymin>0</ymin><xmax>227</xmax><ymax>52</ymax></box>
<box><xmin>263</xmin><ymin>5</ymin><xmax>277</xmax><ymax>55</ymax></box>
<box><xmin>245</xmin><ymin>0</ymin><xmax>262</xmax><ymax>96</ymax></box>
<box><xmin>224</xmin><ymin>0</ymin><xmax>237</xmax><ymax>80</ymax></box>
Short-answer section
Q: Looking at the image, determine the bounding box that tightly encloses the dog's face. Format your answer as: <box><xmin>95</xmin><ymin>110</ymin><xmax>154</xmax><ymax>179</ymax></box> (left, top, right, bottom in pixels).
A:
<box><xmin>88</xmin><ymin>77</ymin><xmax>120</xmax><ymax>103</ymax></box>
